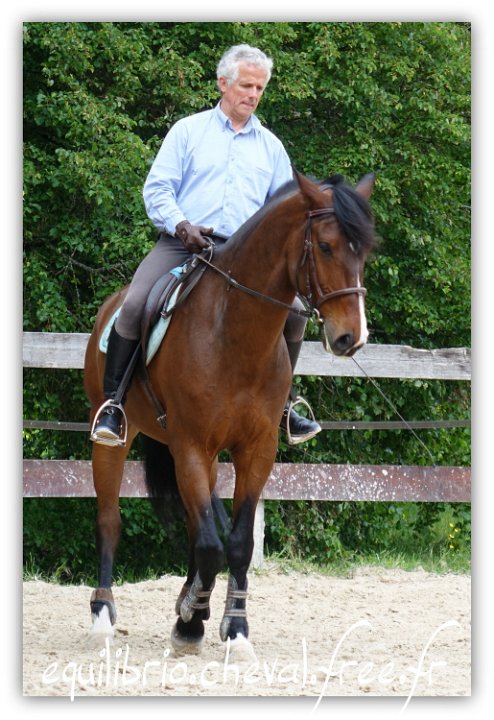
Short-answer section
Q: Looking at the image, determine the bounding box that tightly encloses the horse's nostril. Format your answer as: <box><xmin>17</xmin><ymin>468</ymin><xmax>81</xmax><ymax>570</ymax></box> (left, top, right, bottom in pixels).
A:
<box><xmin>333</xmin><ymin>333</ymin><xmax>354</xmax><ymax>355</ymax></box>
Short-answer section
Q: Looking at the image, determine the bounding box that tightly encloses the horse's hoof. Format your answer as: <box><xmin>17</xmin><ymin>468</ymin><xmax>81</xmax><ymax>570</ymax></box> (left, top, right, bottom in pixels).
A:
<box><xmin>89</xmin><ymin>604</ymin><xmax>115</xmax><ymax>644</ymax></box>
<box><xmin>90</xmin><ymin>588</ymin><xmax>117</xmax><ymax>623</ymax></box>
<box><xmin>170</xmin><ymin>621</ymin><xmax>204</xmax><ymax>656</ymax></box>
<box><xmin>225</xmin><ymin>633</ymin><xmax>257</xmax><ymax>665</ymax></box>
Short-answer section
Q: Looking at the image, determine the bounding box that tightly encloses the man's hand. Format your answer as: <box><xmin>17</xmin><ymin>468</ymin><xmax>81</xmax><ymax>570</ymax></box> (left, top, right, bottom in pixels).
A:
<box><xmin>175</xmin><ymin>220</ymin><xmax>214</xmax><ymax>253</ymax></box>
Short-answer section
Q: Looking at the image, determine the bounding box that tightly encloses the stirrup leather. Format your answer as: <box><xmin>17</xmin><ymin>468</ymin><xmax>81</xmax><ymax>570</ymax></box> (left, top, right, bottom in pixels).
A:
<box><xmin>90</xmin><ymin>399</ymin><xmax>128</xmax><ymax>447</ymax></box>
<box><xmin>284</xmin><ymin>395</ymin><xmax>319</xmax><ymax>446</ymax></box>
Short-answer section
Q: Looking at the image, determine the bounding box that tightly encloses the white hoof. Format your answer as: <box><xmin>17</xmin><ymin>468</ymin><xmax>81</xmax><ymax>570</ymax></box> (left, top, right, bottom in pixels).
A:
<box><xmin>89</xmin><ymin>604</ymin><xmax>115</xmax><ymax>644</ymax></box>
<box><xmin>226</xmin><ymin>633</ymin><xmax>257</xmax><ymax>665</ymax></box>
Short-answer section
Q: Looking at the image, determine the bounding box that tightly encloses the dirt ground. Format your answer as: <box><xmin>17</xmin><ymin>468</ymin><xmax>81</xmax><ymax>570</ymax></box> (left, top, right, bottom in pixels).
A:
<box><xmin>23</xmin><ymin>563</ymin><xmax>470</xmax><ymax>701</ymax></box>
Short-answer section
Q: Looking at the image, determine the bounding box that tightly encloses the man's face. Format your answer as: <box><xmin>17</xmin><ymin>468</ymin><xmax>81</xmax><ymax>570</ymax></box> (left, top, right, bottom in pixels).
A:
<box><xmin>218</xmin><ymin>63</ymin><xmax>268</xmax><ymax>129</ymax></box>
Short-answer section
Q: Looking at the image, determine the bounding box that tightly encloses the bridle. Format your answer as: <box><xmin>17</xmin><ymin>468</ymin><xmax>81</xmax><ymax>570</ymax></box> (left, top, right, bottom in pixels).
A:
<box><xmin>196</xmin><ymin>206</ymin><xmax>367</xmax><ymax>319</ymax></box>
<box><xmin>301</xmin><ymin>207</ymin><xmax>367</xmax><ymax>309</ymax></box>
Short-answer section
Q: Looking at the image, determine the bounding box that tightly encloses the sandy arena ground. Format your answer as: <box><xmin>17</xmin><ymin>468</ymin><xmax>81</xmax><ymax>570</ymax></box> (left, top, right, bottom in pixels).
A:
<box><xmin>23</xmin><ymin>563</ymin><xmax>470</xmax><ymax>701</ymax></box>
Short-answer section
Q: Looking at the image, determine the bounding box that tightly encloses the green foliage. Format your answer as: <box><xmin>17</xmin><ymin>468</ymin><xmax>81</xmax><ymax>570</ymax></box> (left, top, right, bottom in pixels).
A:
<box><xmin>23</xmin><ymin>21</ymin><xmax>470</xmax><ymax>341</ymax></box>
<box><xmin>23</xmin><ymin>22</ymin><xmax>470</xmax><ymax>577</ymax></box>
<box><xmin>23</xmin><ymin>496</ymin><xmax>470</xmax><ymax>583</ymax></box>
<box><xmin>264</xmin><ymin>500</ymin><xmax>470</xmax><ymax>571</ymax></box>
<box><xmin>23</xmin><ymin>498</ymin><xmax>189</xmax><ymax>582</ymax></box>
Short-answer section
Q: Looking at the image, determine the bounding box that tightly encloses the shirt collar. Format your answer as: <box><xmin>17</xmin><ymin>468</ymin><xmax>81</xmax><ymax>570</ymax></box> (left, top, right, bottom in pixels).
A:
<box><xmin>214</xmin><ymin>102</ymin><xmax>260</xmax><ymax>134</ymax></box>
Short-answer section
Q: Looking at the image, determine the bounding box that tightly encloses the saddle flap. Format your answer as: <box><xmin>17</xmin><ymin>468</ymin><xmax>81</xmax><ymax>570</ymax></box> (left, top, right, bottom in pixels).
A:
<box><xmin>140</xmin><ymin>255</ymin><xmax>209</xmax><ymax>363</ymax></box>
<box><xmin>99</xmin><ymin>251</ymin><xmax>212</xmax><ymax>366</ymax></box>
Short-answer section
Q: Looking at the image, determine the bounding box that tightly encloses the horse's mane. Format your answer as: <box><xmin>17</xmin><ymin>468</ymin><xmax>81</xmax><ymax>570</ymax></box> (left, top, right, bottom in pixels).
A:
<box><xmin>226</xmin><ymin>173</ymin><xmax>376</xmax><ymax>254</ymax></box>
<box><xmin>323</xmin><ymin>174</ymin><xmax>376</xmax><ymax>253</ymax></box>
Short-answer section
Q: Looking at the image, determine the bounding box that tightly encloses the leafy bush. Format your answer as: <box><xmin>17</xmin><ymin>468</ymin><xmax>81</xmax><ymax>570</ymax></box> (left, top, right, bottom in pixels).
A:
<box><xmin>23</xmin><ymin>496</ymin><xmax>470</xmax><ymax>583</ymax></box>
<box><xmin>23</xmin><ymin>498</ymin><xmax>189</xmax><ymax>583</ymax></box>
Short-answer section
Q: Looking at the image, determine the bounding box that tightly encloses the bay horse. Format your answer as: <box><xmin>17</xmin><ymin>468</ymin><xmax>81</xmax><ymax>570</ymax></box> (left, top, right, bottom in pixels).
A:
<box><xmin>83</xmin><ymin>170</ymin><xmax>376</xmax><ymax>655</ymax></box>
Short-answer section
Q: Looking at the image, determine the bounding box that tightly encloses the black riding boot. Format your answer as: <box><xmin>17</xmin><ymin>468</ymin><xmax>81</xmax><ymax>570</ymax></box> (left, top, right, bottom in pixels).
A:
<box><xmin>282</xmin><ymin>339</ymin><xmax>322</xmax><ymax>445</ymax></box>
<box><xmin>90</xmin><ymin>325</ymin><xmax>139</xmax><ymax>446</ymax></box>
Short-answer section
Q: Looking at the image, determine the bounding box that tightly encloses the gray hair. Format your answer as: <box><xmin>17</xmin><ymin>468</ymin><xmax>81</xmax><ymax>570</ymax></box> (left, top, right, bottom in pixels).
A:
<box><xmin>216</xmin><ymin>44</ymin><xmax>273</xmax><ymax>86</ymax></box>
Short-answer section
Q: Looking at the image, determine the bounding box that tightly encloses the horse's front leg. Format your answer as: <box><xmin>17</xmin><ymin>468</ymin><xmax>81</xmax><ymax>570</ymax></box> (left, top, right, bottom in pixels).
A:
<box><xmin>220</xmin><ymin>422</ymin><xmax>279</xmax><ymax>662</ymax></box>
<box><xmin>171</xmin><ymin>454</ymin><xmax>224</xmax><ymax>654</ymax></box>
<box><xmin>171</xmin><ymin>517</ymin><xmax>219</xmax><ymax>654</ymax></box>
<box><xmin>220</xmin><ymin>441</ymin><xmax>277</xmax><ymax>659</ymax></box>
<box><xmin>220</xmin><ymin>496</ymin><xmax>257</xmax><ymax>644</ymax></box>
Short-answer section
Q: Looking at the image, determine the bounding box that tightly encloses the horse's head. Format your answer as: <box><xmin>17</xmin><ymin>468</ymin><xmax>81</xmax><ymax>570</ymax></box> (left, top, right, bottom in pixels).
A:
<box><xmin>293</xmin><ymin>170</ymin><xmax>376</xmax><ymax>356</ymax></box>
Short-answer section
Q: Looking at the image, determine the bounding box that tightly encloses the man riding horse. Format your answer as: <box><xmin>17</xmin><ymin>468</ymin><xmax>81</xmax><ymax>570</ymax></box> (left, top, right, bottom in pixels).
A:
<box><xmin>90</xmin><ymin>44</ymin><xmax>321</xmax><ymax>447</ymax></box>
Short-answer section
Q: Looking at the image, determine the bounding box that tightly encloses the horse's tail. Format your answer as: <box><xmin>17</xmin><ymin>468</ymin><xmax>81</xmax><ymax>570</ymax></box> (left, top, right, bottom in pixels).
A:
<box><xmin>141</xmin><ymin>435</ymin><xmax>231</xmax><ymax>537</ymax></box>
<box><xmin>142</xmin><ymin>435</ymin><xmax>183</xmax><ymax>526</ymax></box>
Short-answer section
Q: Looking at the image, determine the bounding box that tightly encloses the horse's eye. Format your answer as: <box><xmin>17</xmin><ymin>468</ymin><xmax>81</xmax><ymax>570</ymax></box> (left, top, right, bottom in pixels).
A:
<box><xmin>319</xmin><ymin>243</ymin><xmax>332</xmax><ymax>257</ymax></box>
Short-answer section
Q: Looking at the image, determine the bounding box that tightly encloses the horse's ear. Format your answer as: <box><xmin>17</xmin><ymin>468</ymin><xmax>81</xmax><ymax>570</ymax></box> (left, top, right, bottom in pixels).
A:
<box><xmin>355</xmin><ymin>173</ymin><xmax>375</xmax><ymax>200</ymax></box>
<box><xmin>292</xmin><ymin>167</ymin><xmax>328</xmax><ymax>207</ymax></box>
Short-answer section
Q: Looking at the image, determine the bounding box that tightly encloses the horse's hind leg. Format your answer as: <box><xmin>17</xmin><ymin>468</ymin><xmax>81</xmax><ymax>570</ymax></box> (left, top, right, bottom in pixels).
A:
<box><xmin>89</xmin><ymin>434</ymin><xmax>136</xmax><ymax>639</ymax></box>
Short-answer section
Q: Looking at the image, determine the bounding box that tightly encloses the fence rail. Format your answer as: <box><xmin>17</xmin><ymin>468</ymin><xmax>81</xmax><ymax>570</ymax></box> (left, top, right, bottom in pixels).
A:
<box><xmin>23</xmin><ymin>459</ymin><xmax>470</xmax><ymax>503</ymax></box>
<box><xmin>23</xmin><ymin>332</ymin><xmax>471</xmax><ymax>380</ymax></box>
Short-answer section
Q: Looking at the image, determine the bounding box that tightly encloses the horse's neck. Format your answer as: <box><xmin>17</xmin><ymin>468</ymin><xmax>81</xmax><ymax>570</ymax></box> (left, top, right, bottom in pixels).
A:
<box><xmin>206</xmin><ymin>221</ymin><xmax>298</xmax><ymax>357</ymax></box>
<box><xmin>218</xmin><ymin>216</ymin><xmax>297</xmax><ymax>302</ymax></box>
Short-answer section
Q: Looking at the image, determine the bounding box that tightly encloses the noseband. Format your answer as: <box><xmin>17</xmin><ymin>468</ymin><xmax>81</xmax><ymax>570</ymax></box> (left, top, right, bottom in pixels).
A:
<box><xmin>300</xmin><ymin>207</ymin><xmax>367</xmax><ymax>309</ymax></box>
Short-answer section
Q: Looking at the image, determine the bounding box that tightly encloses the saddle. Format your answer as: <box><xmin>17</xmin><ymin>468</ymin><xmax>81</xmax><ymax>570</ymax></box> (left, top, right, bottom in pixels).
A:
<box><xmin>140</xmin><ymin>249</ymin><xmax>209</xmax><ymax>363</ymax></box>
<box><xmin>99</xmin><ymin>240</ymin><xmax>224</xmax><ymax>430</ymax></box>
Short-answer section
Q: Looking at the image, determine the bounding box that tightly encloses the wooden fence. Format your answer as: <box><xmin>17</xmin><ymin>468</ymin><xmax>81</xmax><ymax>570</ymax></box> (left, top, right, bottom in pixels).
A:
<box><xmin>23</xmin><ymin>332</ymin><xmax>471</xmax><ymax>567</ymax></box>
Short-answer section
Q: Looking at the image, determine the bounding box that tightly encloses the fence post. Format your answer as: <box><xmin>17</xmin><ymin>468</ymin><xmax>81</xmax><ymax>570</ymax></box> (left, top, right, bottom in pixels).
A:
<box><xmin>251</xmin><ymin>499</ymin><xmax>265</xmax><ymax>569</ymax></box>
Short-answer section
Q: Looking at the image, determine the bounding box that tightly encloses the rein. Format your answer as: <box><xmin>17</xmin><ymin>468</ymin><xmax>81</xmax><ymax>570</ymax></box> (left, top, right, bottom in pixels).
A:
<box><xmin>196</xmin><ymin>251</ymin><xmax>313</xmax><ymax>318</ymax></box>
<box><xmin>196</xmin><ymin>207</ymin><xmax>367</xmax><ymax>319</ymax></box>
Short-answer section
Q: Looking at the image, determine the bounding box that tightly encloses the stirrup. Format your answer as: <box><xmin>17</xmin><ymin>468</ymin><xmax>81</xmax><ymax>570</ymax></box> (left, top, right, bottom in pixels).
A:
<box><xmin>90</xmin><ymin>399</ymin><xmax>128</xmax><ymax>447</ymax></box>
<box><xmin>284</xmin><ymin>396</ymin><xmax>320</xmax><ymax>446</ymax></box>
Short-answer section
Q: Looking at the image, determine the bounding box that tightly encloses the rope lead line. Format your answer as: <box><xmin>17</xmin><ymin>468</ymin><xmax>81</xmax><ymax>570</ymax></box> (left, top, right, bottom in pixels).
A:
<box><xmin>350</xmin><ymin>355</ymin><xmax>437</xmax><ymax>466</ymax></box>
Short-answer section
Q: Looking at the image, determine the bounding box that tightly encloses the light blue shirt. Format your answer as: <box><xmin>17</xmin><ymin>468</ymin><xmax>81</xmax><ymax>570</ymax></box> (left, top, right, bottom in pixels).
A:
<box><xmin>143</xmin><ymin>103</ymin><xmax>293</xmax><ymax>237</ymax></box>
